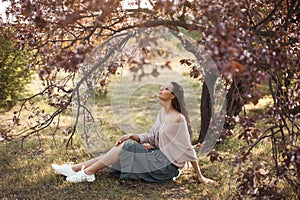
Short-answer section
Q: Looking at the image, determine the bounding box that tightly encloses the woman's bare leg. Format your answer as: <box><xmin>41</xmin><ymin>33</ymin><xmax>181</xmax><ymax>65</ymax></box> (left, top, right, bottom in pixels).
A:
<box><xmin>71</xmin><ymin>142</ymin><xmax>125</xmax><ymax>174</ymax></box>
<box><xmin>71</xmin><ymin>158</ymin><xmax>99</xmax><ymax>172</ymax></box>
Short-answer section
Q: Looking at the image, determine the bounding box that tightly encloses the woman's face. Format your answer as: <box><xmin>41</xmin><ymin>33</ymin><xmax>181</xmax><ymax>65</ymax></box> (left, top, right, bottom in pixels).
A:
<box><xmin>158</xmin><ymin>83</ymin><xmax>174</xmax><ymax>101</ymax></box>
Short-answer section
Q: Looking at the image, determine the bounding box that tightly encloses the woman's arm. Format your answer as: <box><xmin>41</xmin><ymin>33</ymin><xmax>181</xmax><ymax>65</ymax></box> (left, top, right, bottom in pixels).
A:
<box><xmin>190</xmin><ymin>161</ymin><xmax>216</xmax><ymax>184</ymax></box>
<box><xmin>115</xmin><ymin>134</ymin><xmax>140</xmax><ymax>146</ymax></box>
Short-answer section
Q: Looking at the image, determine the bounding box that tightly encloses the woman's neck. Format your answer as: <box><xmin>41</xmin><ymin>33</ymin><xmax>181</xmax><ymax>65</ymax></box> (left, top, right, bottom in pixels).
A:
<box><xmin>162</xmin><ymin>100</ymin><xmax>174</xmax><ymax>114</ymax></box>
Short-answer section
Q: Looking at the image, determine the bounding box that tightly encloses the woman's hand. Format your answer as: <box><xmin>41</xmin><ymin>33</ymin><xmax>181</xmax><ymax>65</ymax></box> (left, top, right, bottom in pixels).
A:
<box><xmin>142</xmin><ymin>143</ymin><xmax>156</xmax><ymax>150</ymax></box>
<box><xmin>198</xmin><ymin>175</ymin><xmax>217</xmax><ymax>185</ymax></box>
<box><xmin>115</xmin><ymin>134</ymin><xmax>131</xmax><ymax>146</ymax></box>
<box><xmin>190</xmin><ymin>161</ymin><xmax>217</xmax><ymax>185</ymax></box>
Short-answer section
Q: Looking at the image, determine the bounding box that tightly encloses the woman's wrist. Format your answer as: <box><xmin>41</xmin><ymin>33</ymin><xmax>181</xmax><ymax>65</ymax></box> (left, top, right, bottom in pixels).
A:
<box><xmin>128</xmin><ymin>134</ymin><xmax>140</xmax><ymax>143</ymax></box>
<box><xmin>197</xmin><ymin>173</ymin><xmax>204</xmax><ymax>181</ymax></box>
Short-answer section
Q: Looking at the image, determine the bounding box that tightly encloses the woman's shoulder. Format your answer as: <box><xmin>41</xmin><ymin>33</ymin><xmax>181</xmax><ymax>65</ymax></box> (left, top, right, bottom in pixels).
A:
<box><xmin>158</xmin><ymin>109</ymin><xmax>186</xmax><ymax>123</ymax></box>
<box><xmin>177</xmin><ymin>113</ymin><xmax>185</xmax><ymax>122</ymax></box>
<box><xmin>173</xmin><ymin>113</ymin><xmax>185</xmax><ymax>123</ymax></box>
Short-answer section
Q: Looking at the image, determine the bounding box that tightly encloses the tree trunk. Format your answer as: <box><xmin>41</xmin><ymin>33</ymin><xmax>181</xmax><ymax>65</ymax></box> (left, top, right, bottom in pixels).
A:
<box><xmin>197</xmin><ymin>73</ymin><xmax>217</xmax><ymax>143</ymax></box>
<box><xmin>223</xmin><ymin>79</ymin><xmax>245</xmax><ymax>130</ymax></box>
<box><xmin>197</xmin><ymin>78</ymin><xmax>245</xmax><ymax>144</ymax></box>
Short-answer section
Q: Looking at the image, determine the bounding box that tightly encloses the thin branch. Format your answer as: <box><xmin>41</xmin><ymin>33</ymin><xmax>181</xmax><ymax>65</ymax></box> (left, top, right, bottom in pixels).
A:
<box><xmin>50</xmin><ymin>113</ymin><xmax>60</xmax><ymax>144</ymax></box>
<box><xmin>66</xmin><ymin>88</ymin><xmax>80</xmax><ymax>148</ymax></box>
<box><xmin>14</xmin><ymin>31</ymin><xmax>135</xmax><ymax>144</ymax></box>
<box><xmin>241</xmin><ymin>126</ymin><xmax>276</xmax><ymax>157</ymax></box>
<box><xmin>252</xmin><ymin>0</ymin><xmax>284</xmax><ymax>31</ymax></box>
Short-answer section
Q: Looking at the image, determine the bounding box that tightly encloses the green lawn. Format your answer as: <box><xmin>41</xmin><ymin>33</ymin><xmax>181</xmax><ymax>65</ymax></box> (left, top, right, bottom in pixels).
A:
<box><xmin>0</xmin><ymin>110</ymin><xmax>296</xmax><ymax>199</ymax></box>
<box><xmin>0</xmin><ymin>66</ymin><xmax>297</xmax><ymax>200</ymax></box>
<box><xmin>0</xmin><ymin>134</ymin><xmax>236</xmax><ymax>200</ymax></box>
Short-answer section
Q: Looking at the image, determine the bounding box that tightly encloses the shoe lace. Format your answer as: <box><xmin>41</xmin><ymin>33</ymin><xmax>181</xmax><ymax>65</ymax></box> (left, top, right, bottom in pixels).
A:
<box><xmin>79</xmin><ymin>165</ymin><xmax>86</xmax><ymax>180</ymax></box>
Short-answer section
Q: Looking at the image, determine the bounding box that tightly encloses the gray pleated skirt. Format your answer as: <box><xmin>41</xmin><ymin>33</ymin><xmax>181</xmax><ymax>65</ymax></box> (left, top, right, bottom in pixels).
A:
<box><xmin>109</xmin><ymin>140</ymin><xmax>180</xmax><ymax>182</ymax></box>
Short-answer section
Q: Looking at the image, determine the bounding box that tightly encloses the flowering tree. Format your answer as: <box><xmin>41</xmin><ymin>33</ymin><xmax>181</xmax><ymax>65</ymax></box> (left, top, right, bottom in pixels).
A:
<box><xmin>1</xmin><ymin>0</ymin><xmax>299</xmax><ymax>198</ymax></box>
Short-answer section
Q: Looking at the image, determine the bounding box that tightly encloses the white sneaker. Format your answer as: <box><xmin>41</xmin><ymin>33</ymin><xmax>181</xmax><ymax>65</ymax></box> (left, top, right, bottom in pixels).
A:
<box><xmin>51</xmin><ymin>163</ymin><xmax>76</xmax><ymax>177</ymax></box>
<box><xmin>66</xmin><ymin>169</ymin><xmax>95</xmax><ymax>183</ymax></box>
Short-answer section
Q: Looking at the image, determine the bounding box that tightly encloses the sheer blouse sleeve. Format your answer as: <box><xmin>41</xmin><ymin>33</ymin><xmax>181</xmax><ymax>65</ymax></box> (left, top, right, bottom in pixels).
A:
<box><xmin>138</xmin><ymin>112</ymin><xmax>161</xmax><ymax>146</ymax></box>
<box><xmin>159</xmin><ymin>117</ymin><xmax>198</xmax><ymax>167</ymax></box>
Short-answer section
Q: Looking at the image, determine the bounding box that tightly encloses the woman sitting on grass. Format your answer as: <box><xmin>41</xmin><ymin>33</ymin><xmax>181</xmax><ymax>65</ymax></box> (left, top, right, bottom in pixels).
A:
<box><xmin>52</xmin><ymin>82</ymin><xmax>216</xmax><ymax>184</ymax></box>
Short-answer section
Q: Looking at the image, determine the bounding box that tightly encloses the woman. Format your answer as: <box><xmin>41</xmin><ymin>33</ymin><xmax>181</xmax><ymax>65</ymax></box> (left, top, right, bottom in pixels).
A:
<box><xmin>51</xmin><ymin>82</ymin><xmax>216</xmax><ymax>184</ymax></box>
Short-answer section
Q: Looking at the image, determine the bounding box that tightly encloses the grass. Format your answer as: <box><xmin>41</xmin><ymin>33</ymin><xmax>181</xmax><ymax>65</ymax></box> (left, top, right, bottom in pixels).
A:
<box><xmin>1</xmin><ymin>118</ymin><xmax>297</xmax><ymax>199</ymax></box>
<box><xmin>0</xmin><ymin>42</ymin><xmax>298</xmax><ymax>199</ymax></box>
<box><xmin>1</xmin><ymin>73</ymin><xmax>298</xmax><ymax>200</ymax></box>
<box><xmin>0</xmin><ymin>66</ymin><xmax>234</xmax><ymax>200</ymax></box>
<box><xmin>1</xmin><ymin>72</ymin><xmax>298</xmax><ymax>200</ymax></box>
<box><xmin>0</xmin><ymin>134</ymin><xmax>232</xmax><ymax>200</ymax></box>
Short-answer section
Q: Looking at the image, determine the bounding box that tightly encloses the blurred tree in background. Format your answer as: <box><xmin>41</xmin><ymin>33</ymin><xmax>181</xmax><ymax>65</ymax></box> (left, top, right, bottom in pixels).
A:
<box><xmin>0</xmin><ymin>32</ymin><xmax>31</xmax><ymax>110</ymax></box>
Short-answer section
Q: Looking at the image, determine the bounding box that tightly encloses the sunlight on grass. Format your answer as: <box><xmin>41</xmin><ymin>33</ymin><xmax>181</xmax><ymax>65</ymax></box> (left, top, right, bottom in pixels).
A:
<box><xmin>244</xmin><ymin>95</ymin><xmax>273</xmax><ymax>115</ymax></box>
<box><xmin>1</xmin><ymin>54</ymin><xmax>298</xmax><ymax>199</ymax></box>
<box><xmin>1</xmin><ymin>109</ymin><xmax>297</xmax><ymax>199</ymax></box>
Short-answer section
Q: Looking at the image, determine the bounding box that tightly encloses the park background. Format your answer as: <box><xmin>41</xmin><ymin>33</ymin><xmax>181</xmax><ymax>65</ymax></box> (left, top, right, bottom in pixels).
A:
<box><xmin>0</xmin><ymin>0</ymin><xmax>299</xmax><ymax>199</ymax></box>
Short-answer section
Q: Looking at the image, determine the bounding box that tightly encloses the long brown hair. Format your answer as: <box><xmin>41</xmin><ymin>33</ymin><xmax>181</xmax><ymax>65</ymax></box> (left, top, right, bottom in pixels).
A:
<box><xmin>170</xmin><ymin>82</ymin><xmax>193</xmax><ymax>136</ymax></box>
